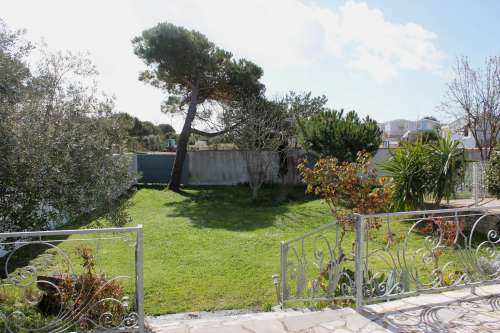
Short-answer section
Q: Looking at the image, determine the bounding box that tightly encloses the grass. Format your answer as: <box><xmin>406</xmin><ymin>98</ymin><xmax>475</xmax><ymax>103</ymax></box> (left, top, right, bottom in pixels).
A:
<box><xmin>1</xmin><ymin>186</ymin><xmax>485</xmax><ymax>316</ymax></box>
<box><xmin>133</xmin><ymin>186</ymin><xmax>333</xmax><ymax>314</ymax></box>
<box><xmin>74</xmin><ymin>186</ymin><xmax>332</xmax><ymax>315</ymax></box>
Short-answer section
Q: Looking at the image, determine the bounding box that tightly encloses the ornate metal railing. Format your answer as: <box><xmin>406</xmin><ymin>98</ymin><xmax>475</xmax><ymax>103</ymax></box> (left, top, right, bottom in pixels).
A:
<box><xmin>0</xmin><ymin>226</ymin><xmax>144</xmax><ymax>332</ymax></box>
<box><xmin>279</xmin><ymin>221</ymin><xmax>357</xmax><ymax>307</ymax></box>
<box><xmin>279</xmin><ymin>207</ymin><xmax>500</xmax><ymax>309</ymax></box>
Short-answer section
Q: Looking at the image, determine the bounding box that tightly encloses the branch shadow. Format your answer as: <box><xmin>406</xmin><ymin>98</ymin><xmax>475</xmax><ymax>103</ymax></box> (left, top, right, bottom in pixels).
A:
<box><xmin>166</xmin><ymin>185</ymin><xmax>317</xmax><ymax>231</ymax></box>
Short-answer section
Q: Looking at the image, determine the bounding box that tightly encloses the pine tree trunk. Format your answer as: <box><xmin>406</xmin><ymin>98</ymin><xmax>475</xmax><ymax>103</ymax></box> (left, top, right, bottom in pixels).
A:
<box><xmin>168</xmin><ymin>89</ymin><xmax>198</xmax><ymax>192</ymax></box>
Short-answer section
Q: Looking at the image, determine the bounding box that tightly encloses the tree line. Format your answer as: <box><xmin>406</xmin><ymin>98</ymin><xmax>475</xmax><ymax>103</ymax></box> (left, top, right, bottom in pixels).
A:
<box><xmin>113</xmin><ymin>113</ymin><xmax>177</xmax><ymax>152</ymax></box>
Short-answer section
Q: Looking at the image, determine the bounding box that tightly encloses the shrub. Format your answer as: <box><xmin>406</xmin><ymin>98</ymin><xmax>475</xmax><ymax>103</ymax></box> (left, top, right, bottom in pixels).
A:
<box><xmin>38</xmin><ymin>245</ymin><xmax>125</xmax><ymax>328</ymax></box>
<box><xmin>486</xmin><ymin>146</ymin><xmax>500</xmax><ymax>198</ymax></box>
<box><xmin>298</xmin><ymin>110</ymin><xmax>382</xmax><ymax>162</ymax></box>
<box><xmin>299</xmin><ymin>152</ymin><xmax>391</xmax><ymax>258</ymax></box>
<box><xmin>383</xmin><ymin>140</ymin><xmax>429</xmax><ymax>210</ymax></box>
<box><xmin>299</xmin><ymin>152</ymin><xmax>391</xmax><ymax>220</ymax></box>
<box><xmin>384</xmin><ymin>136</ymin><xmax>465</xmax><ymax>210</ymax></box>
<box><xmin>426</xmin><ymin>134</ymin><xmax>465</xmax><ymax>206</ymax></box>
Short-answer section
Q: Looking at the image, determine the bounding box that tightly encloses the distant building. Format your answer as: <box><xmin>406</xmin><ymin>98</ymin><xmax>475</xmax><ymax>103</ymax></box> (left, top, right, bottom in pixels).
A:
<box><xmin>417</xmin><ymin>118</ymin><xmax>440</xmax><ymax>132</ymax></box>
<box><xmin>381</xmin><ymin>118</ymin><xmax>440</xmax><ymax>143</ymax></box>
<box><xmin>383</xmin><ymin>119</ymin><xmax>417</xmax><ymax>140</ymax></box>
<box><xmin>441</xmin><ymin>117</ymin><xmax>500</xmax><ymax>149</ymax></box>
<box><xmin>165</xmin><ymin>138</ymin><xmax>177</xmax><ymax>151</ymax></box>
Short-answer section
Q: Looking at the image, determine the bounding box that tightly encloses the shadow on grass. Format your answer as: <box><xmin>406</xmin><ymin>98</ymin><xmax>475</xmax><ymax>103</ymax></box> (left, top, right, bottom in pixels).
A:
<box><xmin>167</xmin><ymin>185</ymin><xmax>317</xmax><ymax>231</ymax></box>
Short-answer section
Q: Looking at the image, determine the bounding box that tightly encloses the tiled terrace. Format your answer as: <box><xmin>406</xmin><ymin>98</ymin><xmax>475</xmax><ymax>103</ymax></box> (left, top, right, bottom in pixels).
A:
<box><xmin>146</xmin><ymin>284</ymin><xmax>500</xmax><ymax>333</ymax></box>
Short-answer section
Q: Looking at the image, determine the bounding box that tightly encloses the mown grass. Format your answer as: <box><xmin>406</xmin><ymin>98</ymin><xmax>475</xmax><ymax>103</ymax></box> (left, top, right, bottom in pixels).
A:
<box><xmin>1</xmin><ymin>186</ymin><xmax>481</xmax><ymax>316</ymax></box>
<box><xmin>68</xmin><ymin>186</ymin><xmax>332</xmax><ymax>315</ymax></box>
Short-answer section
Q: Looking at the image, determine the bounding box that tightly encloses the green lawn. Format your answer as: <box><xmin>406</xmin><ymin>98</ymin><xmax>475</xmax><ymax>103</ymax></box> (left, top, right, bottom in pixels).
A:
<box><xmin>1</xmin><ymin>186</ymin><xmax>482</xmax><ymax>317</ymax></box>
<box><xmin>86</xmin><ymin>186</ymin><xmax>332</xmax><ymax>315</ymax></box>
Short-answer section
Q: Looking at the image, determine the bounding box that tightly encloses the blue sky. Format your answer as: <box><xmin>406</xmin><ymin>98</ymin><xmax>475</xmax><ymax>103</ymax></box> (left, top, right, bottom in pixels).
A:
<box><xmin>2</xmin><ymin>0</ymin><xmax>499</xmax><ymax>131</ymax></box>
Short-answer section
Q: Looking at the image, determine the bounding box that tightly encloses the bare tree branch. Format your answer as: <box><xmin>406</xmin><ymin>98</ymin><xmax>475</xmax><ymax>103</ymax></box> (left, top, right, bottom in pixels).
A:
<box><xmin>442</xmin><ymin>56</ymin><xmax>500</xmax><ymax>160</ymax></box>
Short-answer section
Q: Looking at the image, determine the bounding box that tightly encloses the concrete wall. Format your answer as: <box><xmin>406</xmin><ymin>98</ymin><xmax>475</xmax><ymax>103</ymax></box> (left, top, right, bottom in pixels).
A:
<box><xmin>134</xmin><ymin>148</ymin><xmax>488</xmax><ymax>185</ymax></box>
<box><xmin>187</xmin><ymin>150</ymin><xmax>305</xmax><ymax>186</ymax></box>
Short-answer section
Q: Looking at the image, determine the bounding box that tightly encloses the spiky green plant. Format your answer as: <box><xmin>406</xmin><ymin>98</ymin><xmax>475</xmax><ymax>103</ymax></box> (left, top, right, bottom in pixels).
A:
<box><xmin>426</xmin><ymin>134</ymin><xmax>465</xmax><ymax>206</ymax></box>
<box><xmin>384</xmin><ymin>135</ymin><xmax>465</xmax><ymax>210</ymax></box>
<box><xmin>383</xmin><ymin>140</ymin><xmax>429</xmax><ymax>210</ymax></box>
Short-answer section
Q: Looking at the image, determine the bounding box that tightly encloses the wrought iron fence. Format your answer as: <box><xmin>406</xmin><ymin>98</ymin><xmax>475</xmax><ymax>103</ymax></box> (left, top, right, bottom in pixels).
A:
<box><xmin>455</xmin><ymin>161</ymin><xmax>495</xmax><ymax>204</ymax></box>
<box><xmin>279</xmin><ymin>207</ymin><xmax>500</xmax><ymax>309</ymax></box>
<box><xmin>279</xmin><ymin>221</ymin><xmax>357</xmax><ymax>307</ymax></box>
<box><xmin>0</xmin><ymin>226</ymin><xmax>144</xmax><ymax>333</ymax></box>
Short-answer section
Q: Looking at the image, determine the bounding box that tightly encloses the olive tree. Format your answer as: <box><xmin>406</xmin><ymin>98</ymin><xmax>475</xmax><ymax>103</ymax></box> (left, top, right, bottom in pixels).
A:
<box><xmin>133</xmin><ymin>22</ymin><xmax>264</xmax><ymax>191</ymax></box>
<box><xmin>1</xmin><ymin>22</ymin><xmax>134</xmax><ymax>232</ymax></box>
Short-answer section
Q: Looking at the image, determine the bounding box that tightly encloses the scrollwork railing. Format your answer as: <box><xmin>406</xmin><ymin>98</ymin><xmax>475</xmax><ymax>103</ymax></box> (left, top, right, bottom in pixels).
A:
<box><xmin>279</xmin><ymin>207</ymin><xmax>500</xmax><ymax>309</ymax></box>
<box><xmin>0</xmin><ymin>226</ymin><xmax>144</xmax><ymax>333</ymax></box>
<box><xmin>360</xmin><ymin>207</ymin><xmax>500</xmax><ymax>306</ymax></box>
<box><xmin>280</xmin><ymin>221</ymin><xmax>357</xmax><ymax>307</ymax></box>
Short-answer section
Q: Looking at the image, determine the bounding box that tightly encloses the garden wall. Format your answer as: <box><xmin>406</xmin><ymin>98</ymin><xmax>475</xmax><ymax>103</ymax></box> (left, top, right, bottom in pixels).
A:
<box><xmin>134</xmin><ymin>148</ymin><xmax>486</xmax><ymax>185</ymax></box>
<box><xmin>187</xmin><ymin>150</ymin><xmax>304</xmax><ymax>185</ymax></box>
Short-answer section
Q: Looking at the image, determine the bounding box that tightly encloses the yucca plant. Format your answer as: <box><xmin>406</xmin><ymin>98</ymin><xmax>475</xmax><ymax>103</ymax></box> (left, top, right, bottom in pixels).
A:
<box><xmin>384</xmin><ymin>135</ymin><xmax>465</xmax><ymax>210</ymax></box>
<box><xmin>426</xmin><ymin>134</ymin><xmax>465</xmax><ymax>207</ymax></box>
<box><xmin>383</xmin><ymin>140</ymin><xmax>429</xmax><ymax>210</ymax></box>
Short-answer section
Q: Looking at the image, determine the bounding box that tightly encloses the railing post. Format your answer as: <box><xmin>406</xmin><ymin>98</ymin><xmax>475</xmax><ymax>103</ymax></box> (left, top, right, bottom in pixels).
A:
<box><xmin>135</xmin><ymin>225</ymin><xmax>145</xmax><ymax>332</ymax></box>
<box><xmin>280</xmin><ymin>241</ymin><xmax>288</xmax><ymax>309</ymax></box>
<box><xmin>354</xmin><ymin>214</ymin><xmax>364</xmax><ymax>310</ymax></box>
<box><xmin>473</xmin><ymin>162</ymin><xmax>479</xmax><ymax>207</ymax></box>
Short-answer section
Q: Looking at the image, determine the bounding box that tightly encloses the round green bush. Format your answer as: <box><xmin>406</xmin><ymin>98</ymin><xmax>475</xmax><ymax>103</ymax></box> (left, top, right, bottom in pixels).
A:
<box><xmin>486</xmin><ymin>147</ymin><xmax>500</xmax><ymax>198</ymax></box>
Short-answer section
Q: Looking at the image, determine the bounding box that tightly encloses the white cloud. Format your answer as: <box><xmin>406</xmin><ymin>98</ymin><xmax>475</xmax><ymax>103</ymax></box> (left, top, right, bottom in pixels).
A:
<box><xmin>152</xmin><ymin>0</ymin><xmax>445</xmax><ymax>81</ymax></box>
<box><xmin>1</xmin><ymin>0</ymin><xmax>446</xmax><ymax>130</ymax></box>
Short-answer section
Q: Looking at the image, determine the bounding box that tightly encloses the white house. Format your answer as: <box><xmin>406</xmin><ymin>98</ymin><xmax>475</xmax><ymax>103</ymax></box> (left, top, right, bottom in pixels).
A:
<box><xmin>442</xmin><ymin>117</ymin><xmax>499</xmax><ymax>149</ymax></box>
<box><xmin>416</xmin><ymin>118</ymin><xmax>440</xmax><ymax>132</ymax></box>
<box><xmin>383</xmin><ymin>119</ymin><xmax>417</xmax><ymax>139</ymax></box>
<box><xmin>382</xmin><ymin>118</ymin><xmax>440</xmax><ymax>142</ymax></box>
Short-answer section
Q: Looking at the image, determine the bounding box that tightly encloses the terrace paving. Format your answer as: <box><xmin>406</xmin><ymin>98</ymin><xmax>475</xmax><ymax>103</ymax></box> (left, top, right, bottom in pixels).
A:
<box><xmin>146</xmin><ymin>284</ymin><xmax>500</xmax><ymax>333</ymax></box>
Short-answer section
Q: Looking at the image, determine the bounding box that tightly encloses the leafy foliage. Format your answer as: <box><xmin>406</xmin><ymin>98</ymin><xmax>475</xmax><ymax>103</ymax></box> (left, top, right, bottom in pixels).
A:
<box><xmin>299</xmin><ymin>152</ymin><xmax>391</xmax><ymax>222</ymax></box>
<box><xmin>404</xmin><ymin>129</ymin><xmax>440</xmax><ymax>144</ymax></box>
<box><xmin>0</xmin><ymin>22</ymin><xmax>135</xmax><ymax>232</ymax></box>
<box><xmin>113</xmin><ymin>113</ymin><xmax>176</xmax><ymax>152</ymax></box>
<box><xmin>298</xmin><ymin>110</ymin><xmax>382</xmax><ymax>162</ymax></box>
<box><xmin>383</xmin><ymin>140</ymin><xmax>429</xmax><ymax>210</ymax></box>
<box><xmin>486</xmin><ymin>145</ymin><xmax>500</xmax><ymax>198</ymax></box>
<box><xmin>299</xmin><ymin>153</ymin><xmax>391</xmax><ymax>305</ymax></box>
<box><xmin>384</xmin><ymin>136</ymin><xmax>465</xmax><ymax>210</ymax></box>
<box><xmin>426</xmin><ymin>134</ymin><xmax>465</xmax><ymax>206</ymax></box>
<box><xmin>158</xmin><ymin>123</ymin><xmax>176</xmax><ymax>137</ymax></box>
<box><xmin>133</xmin><ymin>22</ymin><xmax>265</xmax><ymax>190</ymax></box>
